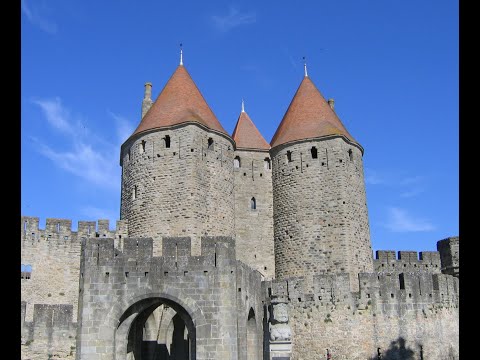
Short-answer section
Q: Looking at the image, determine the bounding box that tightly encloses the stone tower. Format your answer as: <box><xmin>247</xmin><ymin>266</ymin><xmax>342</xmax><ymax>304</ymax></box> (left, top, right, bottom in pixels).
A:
<box><xmin>270</xmin><ymin>71</ymin><xmax>373</xmax><ymax>291</ymax></box>
<box><xmin>232</xmin><ymin>102</ymin><xmax>275</xmax><ymax>279</ymax></box>
<box><xmin>120</xmin><ymin>63</ymin><xmax>235</xmax><ymax>256</ymax></box>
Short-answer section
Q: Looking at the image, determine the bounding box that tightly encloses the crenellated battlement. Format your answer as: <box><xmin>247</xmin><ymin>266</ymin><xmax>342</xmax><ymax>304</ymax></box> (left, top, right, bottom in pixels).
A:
<box><xmin>21</xmin><ymin>216</ymin><xmax>128</xmax><ymax>244</ymax></box>
<box><xmin>266</xmin><ymin>270</ymin><xmax>458</xmax><ymax>309</ymax></box>
<box><xmin>81</xmin><ymin>236</ymin><xmax>237</xmax><ymax>276</ymax></box>
<box><xmin>267</xmin><ymin>273</ymin><xmax>352</xmax><ymax>305</ymax></box>
<box><xmin>374</xmin><ymin>250</ymin><xmax>441</xmax><ymax>274</ymax></box>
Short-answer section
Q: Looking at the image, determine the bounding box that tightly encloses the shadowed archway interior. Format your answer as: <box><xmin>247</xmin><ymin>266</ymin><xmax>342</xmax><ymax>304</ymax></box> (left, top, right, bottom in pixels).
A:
<box><xmin>117</xmin><ymin>297</ymin><xmax>195</xmax><ymax>360</ymax></box>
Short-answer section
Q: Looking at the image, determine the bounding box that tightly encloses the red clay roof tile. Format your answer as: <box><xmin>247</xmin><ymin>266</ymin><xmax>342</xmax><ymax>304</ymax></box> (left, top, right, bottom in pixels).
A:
<box><xmin>131</xmin><ymin>65</ymin><xmax>228</xmax><ymax>138</ymax></box>
<box><xmin>270</xmin><ymin>76</ymin><xmax>358</xmax><ymax>148</ymax></box>
<box><xmin>232</xmin><ymin>111</ymin><xmax>270</xmax><ymax>150</ymax></box>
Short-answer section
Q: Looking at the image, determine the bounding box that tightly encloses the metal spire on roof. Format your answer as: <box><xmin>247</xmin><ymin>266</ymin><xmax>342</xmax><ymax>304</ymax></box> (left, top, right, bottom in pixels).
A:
<box><xmin>303</xmin><ymin>56</ymin><xmax>308</xmax><ymax>77</ymax></box>
<box><xmin>241</xmin><ymin>98</ymin><xmax>245</xmax><ymax>113</ymax></box>
<box><xmin>180</xmin><ymin>43</ymin><xmax>183</xmax><ymax>66</ymax></box>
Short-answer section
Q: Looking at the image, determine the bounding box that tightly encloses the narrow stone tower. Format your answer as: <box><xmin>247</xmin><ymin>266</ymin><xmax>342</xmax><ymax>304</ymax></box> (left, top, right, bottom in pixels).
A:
<box><xmin>232</xmin><ymin>101</ymin><xmax>275</xmax><ymax>279</ymax></box>
<box><xmin>270</xmin><ymin>69</ymin><xmax>373</xmax><ymax>291</ymax></box>
<box><xmin>120</xmin><ymin>61</ymin><xmax>235</xmax><ymax>256</ymax></box>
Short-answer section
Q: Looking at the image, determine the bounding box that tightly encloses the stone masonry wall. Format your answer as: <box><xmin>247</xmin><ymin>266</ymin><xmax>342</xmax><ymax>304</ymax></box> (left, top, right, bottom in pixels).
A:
<box><xmin>21</xmin><ymin>302</ymin><xmax>77</xmax><ymax>360</ymax></box>
<box><xmin>120</xmin><ymin>124</ymin><xmax>235</xmax><ymax>256</ymax></box>
<box><xmin>76</xmin><ymin>236</ymin><xmax>264</xmax><ymax>360</ymax></box>
<box><xmin>437</xmin><ymin>237</ymin><xmax>459</xmax><ymax>277</ymax></box>
<box><xmin>21</xmin><ymin>217</ymin><xmax>127</xmax><ymax>360</ymax></box>
<box><xmin>271</xmin><ymin>137</ymin><xmax>373</xmax><ymax>290</ymax></box>
<box><xmin>267</xmin><ymin>271</ymin><xmax>459</xmax><ymax>360</ymax></box>
<box><xmin>21</xmin><ymin>216</ymin><xmax>128</xmax><ymax>324</ymax></box>
<box><xmin>233</xmin><ymin>149</ymin><xmax>275</xmax><ymax>280</ymax></box>
<box><xmin>374</xmin><ymin>250</ymin><xmax>442</xmax><ymax>275</ymax></box>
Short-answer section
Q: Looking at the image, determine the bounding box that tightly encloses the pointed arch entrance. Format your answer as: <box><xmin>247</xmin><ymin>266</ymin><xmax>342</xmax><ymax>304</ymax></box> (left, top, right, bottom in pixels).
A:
<box><xmin>115</xmin><ymin>297</ymin><xmax>196</xmax><ymax>360</ymax></box>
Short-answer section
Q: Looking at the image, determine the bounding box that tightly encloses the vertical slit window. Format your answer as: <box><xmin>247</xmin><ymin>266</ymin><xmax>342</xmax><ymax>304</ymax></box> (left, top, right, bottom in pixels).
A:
<box><xmin>251</xmin><ymin>197</ymin><xmax>256</xmax><ymax>210</ymax></box>
<box><xmin>286</xmin><ymin>151</ymin><xmax>292</xmax><ymax>163</ymax></box>
<box><xmin>264</xmin><ymin>157</ymin><xmax>271</xmax><ymax>170</ymax></box>
<box><xmin>234</xmin><ymin>156</ymin><xmax>241</xmax><ymax>168</ymax></box>
<box><xmin>311</xmin><ymin>147</ymin><xmax>318</xmax><ymax>159</ymax></box>
<box><xmin>164</xmin><ymin>135</ymin><xmax>171</xmax><ymax>148</ymax></box>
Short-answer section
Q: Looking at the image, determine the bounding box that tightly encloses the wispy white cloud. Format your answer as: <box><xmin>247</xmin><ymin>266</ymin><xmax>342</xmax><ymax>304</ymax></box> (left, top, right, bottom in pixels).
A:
<box><xmin>400</xmin><ymin>176</ymin><xmax>424</xmax><ymax>186</ymax></box>
<box><xmin>364</xmin><ymin>168</ymin><xmax>385</xmax><ymax>185</ymax></box>
<box><xmin>33</xmin><ymin>97</ymin><xmax>75</xmax><ymax>134</ymax></box>
<box><xmin>400</xmin><ymin>187</ymin><xmax>425</xmax><ymax>198</ymax></box>
<box><xmin>34</xmin><ymin>139</ymin><xmax>118</xmax><ymax>189</ymax></box>
<box><xmin>384</xmin><ymin>207</ymin><xmax>435</xmax><ymax>232</ymax></box>
<box><xmin>365</xmin><ymin>169</ymin><xmax>426</xmax><ymax>198</ymax></box>
<box><xmin>21</xmin><ymin>0</ymin><xmax>58</xmax><ymax>34</ymax></box>
<box><xmin>108</xmin><ymin>110</ymin><xmax>135</xmax><ymax>145</ymax></box>
<box><xmin>31</xmin><ymin>98</ymin><xmax>133</xmax><ymax>190</ymax></box>
<box><xmin>399</xmin><ymin>175</ymin><xmax>425</xmax><ymax>198</ymax></box>
<box><xmin>212</xmin><ymin>7</ymin><xmax>256</xmax><ymax>32</ymax></box>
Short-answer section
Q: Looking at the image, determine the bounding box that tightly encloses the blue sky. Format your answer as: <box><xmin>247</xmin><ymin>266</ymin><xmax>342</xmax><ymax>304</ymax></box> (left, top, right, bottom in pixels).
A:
<box><xmin>21</xmin><ymin>0</ymin><xmax>458</xmax><ymax>254</ymax></box>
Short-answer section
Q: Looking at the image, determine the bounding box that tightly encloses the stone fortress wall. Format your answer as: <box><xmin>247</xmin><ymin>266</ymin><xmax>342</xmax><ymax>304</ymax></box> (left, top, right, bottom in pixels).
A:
<box><xmin>264</xmin><ymin>264</ymin><xmax>459</xmax><ymax>360</ymax></box>
<box><xmin>271</xmin><ymin>137</ymin><xmax>373</xmax><ymax>290</ymax></box>
<box><xmin>120</xmin><ymin>124</ymin><xmax>235</xmax><ymax>257</ymax></box>
<box><xmin>233</xmin><ymin>148</ymin><xmax>275</xmax><ymax>280</ymax></box>
<box><xmin>20</xmin><ymin>217</ymin><xmax>128</xmax><ymax>360</ymax></box>
<box><xmin>437</xmin><ymin>236</ymin><xmax>459</xmax><ymax>277</ymax></box>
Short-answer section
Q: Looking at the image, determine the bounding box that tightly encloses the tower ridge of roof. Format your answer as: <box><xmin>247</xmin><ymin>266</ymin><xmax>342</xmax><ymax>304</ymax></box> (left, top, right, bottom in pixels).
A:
<box><xmin>232</xmin><ymin>110</ymin><xmax>270</xmax><ymax>151</ymax></box>
<box><xmin>270</xmin><ymin>76</ymin><xmax>358</xmax><ymax>148</ymax></box>
<box><xmin>129</xmin><ymin>65</ymin><xmax>228</xmax><ymax>140</ymax></box>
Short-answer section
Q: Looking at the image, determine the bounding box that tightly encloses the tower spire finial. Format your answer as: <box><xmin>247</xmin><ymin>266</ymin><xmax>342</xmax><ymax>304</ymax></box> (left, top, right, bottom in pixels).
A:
<box><xmin>241</xmin><ymin>98</ymin><xmax>245</xmax><ymax>113</ymax></box>
<box><xmin>303</xmin><ymin>56</ymin><xmax>308</xmax><ymax>77</ymax></box>
<box><xmin>180</xmin><ymin>43</ymin><xmax>183</xmax><ymax>66</ymax></box>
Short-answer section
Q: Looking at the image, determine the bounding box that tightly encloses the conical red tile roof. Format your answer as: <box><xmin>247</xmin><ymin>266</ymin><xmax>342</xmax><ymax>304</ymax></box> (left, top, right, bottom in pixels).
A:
<box><xmin>232</xmin><ymin>111</ymin><xmax>270</xmax><ymax>150</ymax></box>
<box><xmin>270</xmin><ymin>76</ymin><xmax>359</xmax><ymax>148</ymax></box>
<box><xmin>131</xmin><ymin>65</ymin><xmax>228</xmax><ymax>138</ymax></box>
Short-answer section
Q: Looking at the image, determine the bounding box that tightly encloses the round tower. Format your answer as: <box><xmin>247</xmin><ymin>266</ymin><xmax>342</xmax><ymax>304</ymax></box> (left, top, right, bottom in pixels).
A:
<box><xmin>120</xmin><ymin>62</ymin><xmax>235</xmax><ymax>256</ymax></box>
<box><xmin>270</xmin><ymin>71</ymin><xmax>373</xmax><ymax>291</ymax></box>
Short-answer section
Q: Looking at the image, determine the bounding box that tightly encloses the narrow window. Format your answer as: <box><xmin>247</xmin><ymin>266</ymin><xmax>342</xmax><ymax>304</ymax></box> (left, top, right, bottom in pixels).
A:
<box><xmin>399</xmin><ymin>273</ymin><xmax>405</xmax><ymax>290</ymax></box>
<box><xmin>25</xmin><ymin>265</ymin><xmax>32</xmax><ymax>279</ymax></box>
<box><xmin>208</xmin><ymin>137</ymin><xmax>214</xmax><ymax>150</ymax></box>
<box><xmin>264</xmin><ymin>157</ymin><xmax>271</xmax><ymax>170</ymax></box>
<box><xmin>132</xmin><ymin>185</ymin><xmax>137</xmax><ymax>200</ymax></box>
<box><xmin>164</xmin><ymin>135</ymin><xmax>171</xmax><ymax>148</ymax></box>
<box><xmin>348</xmin><ymin>149</ymin><xmax>353</xmax><ymax>161</ymax></box>
<box><xmin>286</xmin><ymin>151</ymin><xmax>292</xmax><ymax>163</ymax></box>
<box><xmin>311</xmin><ymin>146</ymin><xmax>318</xmax><ymax>159</ymax></box>
<box><xmin>56</xmin><ymin>223</ymin><xmax>60</xmax><ymax>232</ymax></box>
<box><xmin>23</xmin><ymin>221</ymin><xmax>27</xmax><ymax>232</ymax></box>
<box><xmin>140</xmin><ymin>140</ymin><xmax>146</xmax><ymax>153</ymax></box>
<box><xmin>251</xmin><ymin>197</ymin><xmax>256</xmax><ymax>210</ymax></box>
<box><xmin>128</xmin><ymin>148</ymin><xmax>131</xmax><ymax>160</ymax></box>
<box><xmin>234</xmin><ymin>156</ymin><xmax>241</xmax><ymax>168</ymax></box>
